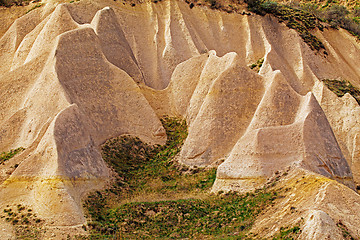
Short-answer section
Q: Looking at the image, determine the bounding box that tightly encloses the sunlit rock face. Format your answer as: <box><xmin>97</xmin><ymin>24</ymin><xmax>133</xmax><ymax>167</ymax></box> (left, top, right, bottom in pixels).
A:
<box><xmin>0</xmin><ymin>0</ymin><xmax>359</xmax><ymax>238</ymax></box>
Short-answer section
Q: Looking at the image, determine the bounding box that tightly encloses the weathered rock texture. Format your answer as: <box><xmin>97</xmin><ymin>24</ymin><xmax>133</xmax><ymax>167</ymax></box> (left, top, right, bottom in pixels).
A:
<box><xmin>0</xmin><ymin>0</ymin><xmax>360</xmax><ymax>238</ymax></box>
<box><xmin>250</xmin><ymin>167</ymin><xmax>360</xmax><ymax>239</ymax></box>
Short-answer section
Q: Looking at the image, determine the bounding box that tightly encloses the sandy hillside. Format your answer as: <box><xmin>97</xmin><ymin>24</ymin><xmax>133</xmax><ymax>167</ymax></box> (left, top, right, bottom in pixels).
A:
<box><xmin>0</xmin><ymin>0</ymin><xmax>360</xmax><ymax>238</ymax></box>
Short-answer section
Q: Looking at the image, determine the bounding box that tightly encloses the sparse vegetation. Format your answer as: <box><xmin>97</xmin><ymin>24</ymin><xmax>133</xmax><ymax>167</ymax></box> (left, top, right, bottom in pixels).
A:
<box><xmin>25</xmin><ymin>2</ymin><xmax>42</xmax><ymax>13</ymax></box>
<box><xmin>83</xmin><ymin>117</ymin><xmax>279</xmax><ymax>239</ymax></box>
<box><xmin>249</xmin><ymin>57</ymin><xmax>264</xmax><ymax>72</ymax></box>
<box><xmin>0</xmin><ymin>147</ymin><xmax>24</xmax><ymax>165</ymax></box>
<box><xmin>272</xmin><ymin>225</ymin><xmax>301</xmax><ymax>240</ymax></box>
<box><xmin>317</xmin><ymin>4</ymin><xmax>360</xmax><ymax>39</ymax></box>
<box><xmin>245</xmin><ymin>0</ymin><xmax>360</xmax><ymax>53</ymax></box>
<box><xmin>87</xmin><ymin>191</ymin><xmax>277</xmax><ymax>239</ymax></box>
<box><xmin>322</xmin><ymin>79</ymin><xmax>360</xmax><ymax>105</ymax></box>
<box><xmin>337</xmin><ymin>220</ymin><xmax>356</xmax><ymax>240</ymax></box>
<box><xmin>1</xmin><ymin>204</ymin><xmax>43</xmax><ymax>239</ymax></box>
<box><xmin>0</xmin><ymin>0</ymin><xmax>31</xmax><ymax>7</ymax></box>
<box><xmin>246</xmin><ymin>0</ymin><xmax>327</xmax><ymax>52</ymax></box>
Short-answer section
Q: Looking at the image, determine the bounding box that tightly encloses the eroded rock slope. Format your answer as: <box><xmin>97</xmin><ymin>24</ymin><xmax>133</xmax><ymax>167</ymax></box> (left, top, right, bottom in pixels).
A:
<box><xmin>0</xmin><ymin>0</ymin><xmax>360</xmax><ymax>238</ymax></box>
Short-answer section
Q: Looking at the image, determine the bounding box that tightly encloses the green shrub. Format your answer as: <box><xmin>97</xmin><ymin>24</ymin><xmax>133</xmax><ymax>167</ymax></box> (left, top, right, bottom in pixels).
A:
<box><xmin>0</xmin><ymin>147</ymin><xmax>24</xmax><ymax>165</ymax></box>
<box><xmin>322</xmin><ymin>79</ymin><xmax>360</xmax><ymax>105</ymax></box>
<box><xmin>249</xmin><ymin>57</ymin><xmax>264</xmax><ymax>72</ymax></box>
<box><xmin>246</xmin><ymin>0</ymin><xmax>360</xmax><ymax>51</ymax></box>
<box><xmin>0</xmin><ymin>0</ymin><xmax>31</xmax><ymax>7</ymax></box>
<box><xmin>272</xmin><ymin>225</ymin><xmax>301</xmax><ymax>240</ymax></box>
<box><xmin>262</xmin><ymin>0</ymin><xmax>279</xmax><ymax>13</ymax></box>
<box><xmin>1</xmin><ymin>205</ymin><xmax>43</xmax><ymax>239</ymax></box>
<box><xmin>246</xmin><ymin>0</ymin><xmax>326</xmax><ymax>52</ymax></box>
<box><xmin>25</xmin><ymin>3</ymin><xmax>43</xmax><ymax>14</ymax></box>
<box><xmin>307</xmin><ymin>3</ymin><xmax>360</xmax><ymax>39</ymax></box>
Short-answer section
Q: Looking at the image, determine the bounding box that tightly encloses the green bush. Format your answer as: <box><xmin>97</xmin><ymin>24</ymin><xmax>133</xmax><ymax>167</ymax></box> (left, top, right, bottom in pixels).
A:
<box><xmin>0</xmin><ymin>0</ymin><xmax>31</xmax><ymax>7</ymax></box>
<box><xmin>246</xmin><ymin>0</ymin><xmax>360</xmax><ymax>51</ymax></box>
<box><xmin>322</xmin><ymin>79</ymin><xmax>360</xmax><ymax>105</ymax></box>
<box><xmin>25</xmin><ymin>3</ymin><xmax>43</xmax><ymax>14</ymax></box>
<box><xmin>261</xmin><ymin>0</ymin><xmax>279</xmax><ymax>13</ymax></box>
<box><xmin>246</xmin><ymin>0</ymin><xmax>326</xmax><ymax>52</ymax></box>
<box><xmin>322</xmin><ymin>5</ymin><xmax>349</xmax><ymax>27</ymax></box>
<box><xmin>0</xmin><ymin>147</ymin><xmax>24</xmax><ymax>165</ymax></box>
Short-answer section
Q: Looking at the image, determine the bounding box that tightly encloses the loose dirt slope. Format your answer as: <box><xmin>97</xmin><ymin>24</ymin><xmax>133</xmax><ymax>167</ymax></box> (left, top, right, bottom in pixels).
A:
<box><xmin>0</xmin><ymin>0</ymin><xmax>360</xmax><ymax>238</ymax></box>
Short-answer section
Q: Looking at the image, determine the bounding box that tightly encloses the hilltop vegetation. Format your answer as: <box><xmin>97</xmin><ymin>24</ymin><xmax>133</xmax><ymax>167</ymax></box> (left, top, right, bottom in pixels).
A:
<box><xmin>0</xmin><ymin>0</ymin><xmax>32</xmax><ymax>7</ymax></box>
<box><xmin>323</xmin><ymin>79</ymin><xmax>360</xmax><ymax>104</ymax></box>
<box><xmin>1</xmin><ymin>0</ymin><xmax>359</xmax><ymax>51</ymax></box>
<box><xmin>264</xmin><ymin>0</ymin><xmax>360</xmax><ymax>37</ymax></box>
<box><xmin>245</xmin><ymin>0</ymin><xmax>360</xmax><ymax>52</ymax></box>
<box><xmin>182</xmin><ymin>0</ymin><xmax>360</xmax><ymax>52</ymax></box>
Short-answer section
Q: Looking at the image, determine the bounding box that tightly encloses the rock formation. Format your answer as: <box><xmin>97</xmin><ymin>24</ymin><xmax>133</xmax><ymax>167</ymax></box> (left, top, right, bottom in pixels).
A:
<box><xmin>0</xmin><ymin>0</ymin><xmax>360</xmax><ymax>238</ymax></box>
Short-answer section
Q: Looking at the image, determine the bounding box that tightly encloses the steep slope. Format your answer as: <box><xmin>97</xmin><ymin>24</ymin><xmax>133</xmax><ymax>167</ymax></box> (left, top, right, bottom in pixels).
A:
<box><xmin>0</xmin><ymin>0</ymin><xmax>360</xmax><ymax>238</ymax></box>
<box><xmin>250</xmin><ymin>167</ymin><xmax>360</xmax><ymax>239</ymax></box>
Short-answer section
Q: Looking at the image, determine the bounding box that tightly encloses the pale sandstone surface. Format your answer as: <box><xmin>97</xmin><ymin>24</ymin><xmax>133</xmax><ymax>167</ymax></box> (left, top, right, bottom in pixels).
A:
<box><xmin>250</xmin><ymin>168</ymin><xmax>360</xmax><ymax>239</ymax></box>
<box><xmin>0</xmin><ymin>0</ymin><xmax>359</xmax><ymax>238</ymax></box>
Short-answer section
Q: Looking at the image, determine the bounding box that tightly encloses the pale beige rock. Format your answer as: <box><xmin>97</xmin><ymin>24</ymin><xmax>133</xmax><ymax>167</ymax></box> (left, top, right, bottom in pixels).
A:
<box><xmin>0</xmin><ymin>8</ymin><xmax>43</xmax><ymax>75</ymax></box>
<box><xmin>250</xmin><ymin>168</ymin><xmax>360</xmax><ymax>239</ymax></box>
<box><xmin>25</xmin><ymin>4</ymin><xmax>79</xmax><ymax>63</ymax></box>
<box><xmin>91</xmin><ymin>7</ymin><xmax>144</xmax><ymax>84</ymax></box>
<box><xmin>213</xmin><ymin>72</ymin><xmax>354</xmax><ymax>192</ymax></box>
<box><xmin>313</xmin><ymin>80</ymin><xmax>360</xmax><ymax>187</ymax></box>
<box><xmin>299</xmin><ymin>210</ymin><xmax>343</xmax><ymax>240</ymax></box>
<box><xmin>0</xmin><ymin>0</ymin><xmax>360</xmax><ymax>238</ymax></box>
<box><xmin>180</xmin><ymin>52</ymin><xmax>265</xmax><ymax>166</ymax></box>
<box><xmin>0</xmin><ymin>3</ymin><xmax>166</xmax><ymax>236</ymax></box>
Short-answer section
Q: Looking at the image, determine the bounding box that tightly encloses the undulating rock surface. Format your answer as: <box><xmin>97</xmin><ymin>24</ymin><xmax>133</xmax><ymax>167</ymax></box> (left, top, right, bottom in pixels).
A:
<box><xmin>0</xmin><ymin>0</ymin><xmax>360</xmax><ymax>238</ymax></box>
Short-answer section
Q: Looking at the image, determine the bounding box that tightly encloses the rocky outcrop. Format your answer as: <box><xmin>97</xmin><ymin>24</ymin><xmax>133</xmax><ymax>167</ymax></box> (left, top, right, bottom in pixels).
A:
<box><xmin>250</xmin><ymin>168</ymin><xmax>360</xmax><ymax>239</ymax></box>
<box><xmin>0</xmin><ymin>0</ymin><xmax>360</xmax><ymax>238</ymax></box>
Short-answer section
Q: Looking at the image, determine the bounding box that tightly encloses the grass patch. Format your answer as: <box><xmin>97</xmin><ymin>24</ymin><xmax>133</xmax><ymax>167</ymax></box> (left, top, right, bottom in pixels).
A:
<box><xmin>249</xmin><ymin>57</ymin><xmax>264</xmax><ymax>72</ymax></box>
<box><xmin>337</xmin><ymin>220</ymin><xmax>356</xmax><ymax>240</ymax></box>
<box><xmin>83</xmin><ymin>117</ymin><xmax>278</xmax><ymax>239</ymax></box>
<box><xmin>0</xmin><ymin>0</ymin><xmax>31</xmax><ymax>7</ymax></box>
<box><xmin>246</xmin><ymin>0</ymin><xmax>327</xmax><ymax>53</ymax></box>
<box><xmin>25</xmin><ymin>3</ymin><xmax>42</xmax><ymax>14</ymax></box>
<box><xmin>247</xmin><ymin>0</ymin><xmax>360</xmax><ymax>42</ymax></box>
<box><xmin>272</xmin><ymin>225</ymin><xmax>301</xmax><ymax>240</ymax></box>
<box><xmin>322</xmin><ymin>79</ymin><xmax>360</xmax><ymax>105</ymax></box>
<box><xmin>0</xmin><ymin>147</ymin><xmax>24</xmax><ymax>165</ymax></box>
<box><xmin>1</xmin><ymin>204</ymin><xmax>43</xmax><ymax>239</ymax></box>
<box><xmin>88</xmin><ymin>191</ymin><xmax>277</xmax><ymax>239</ymax></box>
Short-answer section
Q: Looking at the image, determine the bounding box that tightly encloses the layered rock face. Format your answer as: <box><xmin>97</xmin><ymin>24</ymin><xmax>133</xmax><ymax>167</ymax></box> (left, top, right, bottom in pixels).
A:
<box><xmin>0</xmin><ymin>0</ymin><xmax>360</xmax><ymax>238</ymax></box>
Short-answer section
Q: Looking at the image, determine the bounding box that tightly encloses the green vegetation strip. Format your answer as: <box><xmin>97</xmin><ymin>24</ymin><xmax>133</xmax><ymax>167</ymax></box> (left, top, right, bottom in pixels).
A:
<box><xmin>1</xmin><ymin>204</ymin><xmax>43</xmax><ymax>239</ymax></box>
<box><xmin>0</xmin><ymin>147</ymin><xmax>24</xmax><ymax>165</ymax></box>
<box><xmin>0</xmin><ymin>0</ymin><xmax>30</xmax><ymax>7</ymax></box>
<box><xmin>83</xmin><ymin>117</ymin><xmax>278</xmax><ymax>239</ymax></box>
<box><xmin>246</xmin><ymin>0</ymin><xmax>360</xmax><ymax>51</ymax></box>
<box><xmin>337</xmin><ymin>220</ymin><xmax>356</xmax><ymax>240</ymax></box>
<box><xmin>88</xmin><ymin>191</ymin><xmax>276</xmax><ymax>239</ymax></box>
<box><xmin>246</xmin><ymin>0</ymin><xmax>326</xmax><ymax>52</ymax></box>
<box><xmin>322</xmin><ymin>79</ymin><xmax>360</xmax><ymax>105</ymax></box>
<box><xmin>25</xmin><ymin>3</ymin><xmax>43</xmax><ymax>14</ymax></box>
<box><xmin>272</xmin><ymin>225</ymin><xmax>301</xmax><ymax>240</ymax></box>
